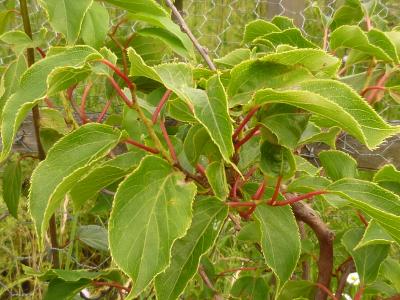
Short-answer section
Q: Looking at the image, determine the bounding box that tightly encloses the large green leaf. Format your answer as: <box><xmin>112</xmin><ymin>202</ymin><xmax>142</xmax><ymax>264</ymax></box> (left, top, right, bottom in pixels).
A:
<box><xmin>330</xmin><ymin>25</ymin><xmax>392</xmax><ymax>62</ymax></box>
<box><xmin>300</xmin><ymin>79</ymin><xmax>400</xmax><ymax>149</ymax></box>
<box><xmin>29</xmin><ymin>124</ymin><xmax>123</xmax><ymax>245</ymax></box>
<box><xmin>258</xmin><ymin>28</ymin><xmax>318</xmax><ymax>49</ymax></box>
<box><xmin>319</xmin><ymin>150</ymin><xmax>358</xmax><ymax>181</ymax></box>
<box><xmin>69</xmin><ymin>150</ymin><xmax>145</xmax><ymax>209</ymax></box>
<box><xmin>154</xmin><ymin>197</ymin><xmax>227</xmax><ymax>300</ymax></box>
<box><xmin>214</xmin><ymin>48</ymin><xmax>251</xmax><ymax>67</ymax></box>
<box><xmin>329</xmin><ymin>0</ymin><xmax>363</xmax><ymax>30</ymax></box>
<box><xmin>260</xmin><ymin>140</ymin><xmax>296</xmax><ymax>179</ymax></box>
<box><xmin>0</xmin><ymin>30</ymin><xmax>37</xmax><ymax>56</ymax></box>
<box><xmin>0</xmin><ymin>46</ymin><xmax>101</xmax><ymax>162</ymax></box>
<box><xmin>80</xmin><ymin>2</ymin><xmax>109</xmax><ymax>48</ymax></box>
<box><xmin>109</xmin><ymin>156</ymin><xmax>197</xmax><ymax>297</ymax></box>
<box><xmin>355</xmin><ymin>220</ymin><xmax>394</xmax><ymax>249</ymax></box>
<box><xmin>228</xmin><ymin>59</ymin><xmax>313</xmax><ymax>106</ymax></box>
<box><xmin>39</xmin><ymin>0</ymin><xmax>93</xmax><ymax>44</ymax></box>
<box><xmin>328</xmin><ymin>178</ymin><xmax>400</xmax><ymax>245</ymax></box>
<box><xmin>342</xmin><ymin>227</ymin><xmax>390</xmax><ymax>284</ymax></box>
<box><xmin>230</xmin><ymin>276</ymin><xmax>269</xmax><ymax>300</ymax></box>
<box><xmin>2</xmin><ymin>160</ymin><xmax>22</xmax><ymax>218</ymax></box>
<box><xmin>103</xmin><ymin>0</ymin><xmax>193</xmax><ymax>57</ymax></box>
<box><xmin>254</xmin><ymin>205</ymin><xmax>301</xmax><ymax>293</ymax></box>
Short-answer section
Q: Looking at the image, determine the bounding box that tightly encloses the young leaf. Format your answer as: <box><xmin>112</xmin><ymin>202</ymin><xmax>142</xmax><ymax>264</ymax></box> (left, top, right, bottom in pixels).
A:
<box><xmin>109</xmin><ymin>156</ymin><xmax>197</xmax><ymax>297</ymax></box>
<box><xmin>29</xmin><ymin>124</ymin><xmax>123</xmax><ymax>246</ymax></box>
<box><xmin>39</xmin><ymin>0</ymin><xmax>93</xmax><ymax>44</ymax></box>
<box><xmin>330</xmin><ymin>25</ymin><xmax>392</xmax><ymax>62</ymax></box>
<box><xmin>319</xmin><ymin>150</ymin><xmax>358</xmax><ymax>181</ymax></box>
<box><xmin>300</xmin><ymin>79</ymin><xmax>400</xmax><ymax>149</ymax></box>
<box><xmin>80</xmin><ymin>2</ymin><xmax>109</xmax><ymax>48</ymax></box>
<box><xmin>214</xmin><ymin>48</ymin><xmax>251</xmax><ymax>67</ymax></box>
<box><xmin>103</xmin><ymin>0</ymin><xmax>194</xmax><ymax>57</ymax></box>
<box><xmin>154</xmin><ymin>197</ymin><xmax>227</xmax><ymax>300</ymax></box>
<box><xmin>243</xmin><ymin>19</ymin><xmax>281</xmax><ymax>43</ymax></box>
<box><xmin>342</xmin><ymin>227</ymin><xmax>390</xmax><ymax>284</ymax></box>
<box><xmin>254</xmin><ymin>204</ymin><xmax>301</xmax><ymax>294</ymax></box>
<box><xmin>205</xmin><ymin>161</ymin><xmax>229</xmax><ymax>200</ymax></box>
<box><xmin>328</xmin><ymin>178</ymin><xmax>400</xmax><ymax>245</ymax></box>
<box><xmin>0</xmin><ymin>45</ymin><xmax>101</xmax><ymax>162</ymax></box>
<box><xmin>2</xmin><ymin>160</ymin><xmax>22</xmax><ymax>218</ymax></box>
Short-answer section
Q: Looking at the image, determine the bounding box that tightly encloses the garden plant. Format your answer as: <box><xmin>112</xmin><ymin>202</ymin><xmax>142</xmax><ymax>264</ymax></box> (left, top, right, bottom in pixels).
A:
<box><xmin>1</xmin><ymin>0</ymin><xmax>400</xmax><ymax>299</ymax></box>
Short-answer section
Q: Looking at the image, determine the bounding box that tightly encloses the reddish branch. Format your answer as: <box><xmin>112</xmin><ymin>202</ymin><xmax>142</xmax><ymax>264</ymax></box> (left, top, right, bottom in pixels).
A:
<box><xmin>335</xmin><ymin>259</ymin><xmax>355</xmax><ymax>300</ymax></box>
<box><xmin>268</xmin><ymin>176</ymin><xmax>283</xmax><ymax>205</ymax></box>
<box><xmin>107</xmin><ymin>76</ymin><xmax>133</xmax><ymax>107</ymax></box>
<box><xmin>356</xmin><ymin>211</ymin><xmax>369</xmax><ymax>227</ymax></box>
<box><xmin>232</xmin><ymin>106</ymin><xmax>259</xmax><ymax>140</ymax></box>
<box><xmin>96</xmin><ymin>100</ymin><xmax>112</xmax><ymax>123</ymax></box>
<box><xmin>36</xmin><ymin>47</ymin><xmax>46</xmax><ymax>58</ymax></box>
<box><xmin>100</xmin><ymin>59</ymin><xmax>135</xmax><ymax>90</ymax></box>
<box><xmin>315</xmin><ymin>283</ymin><xmax>337</xmax><ymax>300</ymax></box>
<box><xmin>365</xmin><ymin>71</ymin><xmax>391</xmax><ymax>104</ymax></box>
<box><xmin>160</xmin><ymin>119</ymin><xmax>178</xmax><ymax>162</ymax></box>
<box><xmin>124</xmin><ymin>138</ymin><xmax>160</xmax><ymax>154</ymax></box>
<box><xmin>360</xmin><ymin>85</ymin><xmax>386</xmax><ymax>96</ymax></box>
<box><xmin>292</xmin><ymin>201</ymin><xmax>334</xmax><ymax>300</ymax></box>
<box><xmin>234</xmin><ymin>125</ymin><xmax>261</xmax><ymax>150</ymax></box>
<box><xmin>354</xmin><ymin>285</ymin><xmax>366</xmax><ymax>300</ymax></box>
<box><xmin>271</xmin><ymin>191</ymin><xmax>327</xmax><ymax>206</ymax></box>
<box><xmin>152</xmin><ymin>89</ymin><xmax>173</xmax><ymax>124</ymax></box>
<box><xmin>80</xmin><ymin>82</ymin><xmax>93</xmax><ymax>123</ymax></box>
<box><xmin>231</xmin><ymin>166</ymin><xmax>257</xmax><ymax>200</ymax></box>
<box><xmin>196</xmin><ymin>163</ymin><xmax>207</xmax><ymax>178</ymax></box>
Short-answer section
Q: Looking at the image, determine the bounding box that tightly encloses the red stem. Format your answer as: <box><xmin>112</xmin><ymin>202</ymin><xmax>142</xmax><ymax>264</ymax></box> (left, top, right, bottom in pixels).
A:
<box><xmin>268</xmin><ymin>176</ymin><xmax>282</xmax><ymax>205</ymax></box>
<box><xmin>159</xmin><ymin>119</ymin><xmax>177</xmax><ymax>162</ymax></box>
<box><xmin>356</xmin><ymin>211</ymin><xmax>369</xmax><ymax>227</ymax></box>
<box><xmin>354</xmin><ymin>285</ymin><xmax>365</xmax><ymax>300</ymax></box>
<box><xmin>360</xmin><ymin>85</ymin><xmax>386</xmax><ymax>96</ymax></box>
<box><xmin>100</xmin><ymin>59</ymin><xmax>134</xmax><ymax>90</ymax></box>
<box><xmin>252</xmin><ymin>180</ymin><xmax>266</xmax><ymax>200</ymax></box>
<box><xmin>44</xmin><ymin>97</ymin><xmax>54</xmax><ymax>108</ymax></box>
<box><xmin>97</xmin><ymin>100</ymin><xmax>112</xmax><ymax>123</ymax></box>
<box><xmin>271</xmin><ymin>191</ymin><xmax>327</xmax><ymax>206</ymax></box>
<box><xmin>152</xmin><ymin>89</ymin><xmax>173</xmax><ymax>124</ymax></box>
<box><xmin>36</xmin><ymin>47</ymin><xmax>46</xmax><ymax>58</ymax></box>
<box><xmin>230</xmin><ymin>166</ymin><xmax>257</xmax><ymax>200</ymax></box>
<box><xmin>196</xmin><ymin>163</ymin><xmax>207</xmax><ymax>178</ymax></box>
<box><xmin>124</xmin><ymin>138</ymin><xmax>160</xmax><ymax>154</ymax></box>
<box><xmin>234</xmin><ymin>125</ymin><xmax>261</xmax><ymax>151</ymax></box>
<box><xmin>80</xmin><ymin>82</ymin><xmax>93</xmax><ymax>124</ymax></box>
<box><xmin>315</xmin><ymin>283</ymin><xmax>338</xmax><ymax>300</ymax></box>
<box><xmin>232</xmin><ymin>106</ymin><xmax>259</xmax><ymax>140</ymax></box>
<box><xmin>107</xmin><ymin>76</ymin><xmax>133</xmax><ymax>107</ymax></box>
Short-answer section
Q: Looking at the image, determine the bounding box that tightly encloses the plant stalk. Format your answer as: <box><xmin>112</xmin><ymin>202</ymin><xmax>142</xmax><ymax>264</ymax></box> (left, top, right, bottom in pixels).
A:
<box><xmin>19</xmin><ymin>0</ymin><xmax>59</xmax><ymax>268</ymax></box>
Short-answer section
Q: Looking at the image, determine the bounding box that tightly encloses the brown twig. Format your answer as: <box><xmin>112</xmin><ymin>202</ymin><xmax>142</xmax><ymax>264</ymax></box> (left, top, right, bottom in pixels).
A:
<box><xmin>164</xmin><ymin>0</ymin><xmax>216</xmax><ymax>70</ymax></box>
<box><xmin>292</xmin><ymin>202</ymin><xmax>334</xmax><ymax>300</ymax></box>
<box><xmin>335</xmin><ymin>259</ymin><xmax>355</xmax><ymax>300</ymax></box>
<box><xmin>198</xmin><ymin>265</ymin><xmax>218</xmax><ymax>292</ymax></box>
<box><xmin>20</xmin><ymin>0</ymin><xmax>59</xmax><ymax>268</ymax></box>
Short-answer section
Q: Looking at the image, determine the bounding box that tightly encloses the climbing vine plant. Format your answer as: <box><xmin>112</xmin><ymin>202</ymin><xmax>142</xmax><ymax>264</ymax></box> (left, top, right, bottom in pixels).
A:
<box><xmin>1</xmin><ymin>0</ymin><xmax>400</xmax><ymax>299</ymax></box>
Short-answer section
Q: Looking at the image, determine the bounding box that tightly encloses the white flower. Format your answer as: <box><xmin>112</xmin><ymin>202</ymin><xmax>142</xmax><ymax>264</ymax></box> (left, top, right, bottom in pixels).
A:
<box><xmin>343</xmin><ymin>293</ymin><xmax>352</xmax><ymax>300</ymax></box>
<box><xmin>346</xmin><ymin>272</ymin><xmax>360</xmax><ymax>286</ymax></box>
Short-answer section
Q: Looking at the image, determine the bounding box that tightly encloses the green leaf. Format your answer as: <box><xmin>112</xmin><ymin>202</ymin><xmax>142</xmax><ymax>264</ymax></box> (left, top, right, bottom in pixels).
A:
<box><xmin>2</xmin><ymin>160</ymin><xmax>22</xmax><ymax>218</ymax></box>
<box><xmin>278</xmin><ymin>280</ymin><xmax>315</xmax><ymax>300</ymax></box>
<box><xmin>0</xmin><ymin>55</ymin><xmax>27</xmax><ymax>113</ymax></box>
<box><xmin>294</xmin><ymin>156</ymin><xmax>320</xmax><ymax>176</ymax></box>
<box><xmin>298</xmin><ymin>125</ymin><xmax>341</xmax><ymax>148</ymax></box>
<box><xmin>39</xmin><ymin>0</ymin><xmax>93</xmax><ymax>44</ymax></box>
<box><xmin>367</xmin><ymin>29</ymin><xmax>399</xmax><ymax>63</ymax></box>
<box><xmin>214</xmin><ymin>48</ymin><xmax>251</xmax><ymax>67</ymax></box>
<box><xmin>230</xmin><ymin>276</ymin><xmax>269</xmax><ymax>300</ymax></box>
<box><xmin>374</xmin><ymin>164</ymin><xmax>400</xmax><ymax>184</ymax></box>
<box><xmin>109</xmin><ymin>156</ymin><xmax>197</xmax><ymax>297</ymax></box>
<box><xmin>319</xmin><ymin>150</ymin><xmax>358</xmax><ymax>180</ymax></box>
<box><xmin>287</xmin><ymin>175</ymin><xmax>331</xmax><ymax>194</ymax></box>
<box><xmin>258</xmin><ymin>28</ymin><xmax>318</xmax><ymax>49</ymax></box>
<box><xmin>259</xmin><ymin>112</ymin><xmax>310</xmax><ymax>149</ymax></box>
<box><xmin>39</xmin><ymin>108</ymin><xmax>69</xmax><ymax>134</ymax></box>
<box><xmin>205</xmin><ymin>161</ymin><xmax>229</xmax><ymax>200</ymax></box>
<box><xmin>342</xmin><ymin>227</ymin><xmax>390</xmax><ymax>284</ymax></box>
<box><xmin>381</xmin><ymin>257</ymin><xmax>400</xmax><ymax>292</ymax></box>
<box><xmin>44</xmin><ymin>278</ymin><xmax>90</xmax><ymax>300</ymax></box>
<box><xmin>137</xmin><ymin>27</ymin><xmax>190</xmax><ymax>59</ymax></box>
<box><xmin>154</xmin><ymin>197</ymin><xmax>227</xmax><ymax>300</ymax></box>
<box><xmin>103</xmin><ymin>0</ymin><xmax>193</xmax><ymax>57</ymax></box>
<box><xmin>183</xmin><ymin>124</ymin><xmax>220</xmax><ymax>166</ymax></box>
<box><xmin>80</xmin><ymin>2</ymin><xmax>109</xmax><ymax>48</ymax></box>
<box><xmin>330</xmin><ymin>25</ymin><xmax>392</xmax><ymax>61</ymax></box>
<box><xmin>242</xmin><ymin>19</ymin><xmax>281</xmax><ymax>43</ymax></box>
<box><xmin>355</xmin><ymin>220</ymin><xmax>394</xmax><ymax>249</ymax></box>
<box><xmin>261</xmin><ymin>49</ymin><xmax>340</xmax><ymax>77</ymax></box>
<box><xmin>254</xmin><ymin>205</ymin><xmax>301</xmax><ymax>293</ymax></box>
<box><xmin>47</xmin><ymin>66</ymin><xmax>92</xmax><ymax>97</ymax></box>
<box><xmin>237</xmin><ymin>221</ymin><xmax>261</xmax><ymax>242</ymax></box>
<box><xmin>0</xmin><ymin>45</ymin><xmax>101</xmax><ymax>162</ymax></box>
<box><xmin>0</xmin><ymin>10</ymin><xmax>15</xmax><ymax>35</ymax></box>
<box><xmin>228</xmin><ymin>59</ymin><xmax>313</xmax><ymax>106</ymax></box>
<box><xmin>78</xmin><ymin>225</ymin><xmax>109</xmax><ymax>252</ymax></box>
<box><xmin>260</xmin><ymin>140</ymin><xmax>295</xmax><ymax>179</ymax></box>
<box><xmin>329</xmin><ymin>0</ymin><xmax>363</xmax><ymax>30</ymax></box>
<box><xmin>0</xmin><ymin>30</ymin><xmax>36</xmax><ymax>56</ymax></box>
<box><xmin>300</xmin><ymin>79</ymin><xmax>400</xmax><ymax>149</ymax></box>
<box><xmin>328</xmin><ymin>178</ymin><xmax>400</xmax><ymax>245</ymax></box>
<box><xmin>69</xmin><ymin>150</ymin><xmax>144</xmax><ymax>209</ymax></box>
<box><xmin>271</xmin><ymin>16</ymin><xmax>295</xmax><ymax>30</ymax></box>
<box><xmin>29</xmin><ymin>124</ymin><xmax>123</xmax><ymax>245</ymax></box>
<box><xmin>166</xmin><ymin>96</ymin><xmax>196</xmax><ymax>123</ymax></box>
